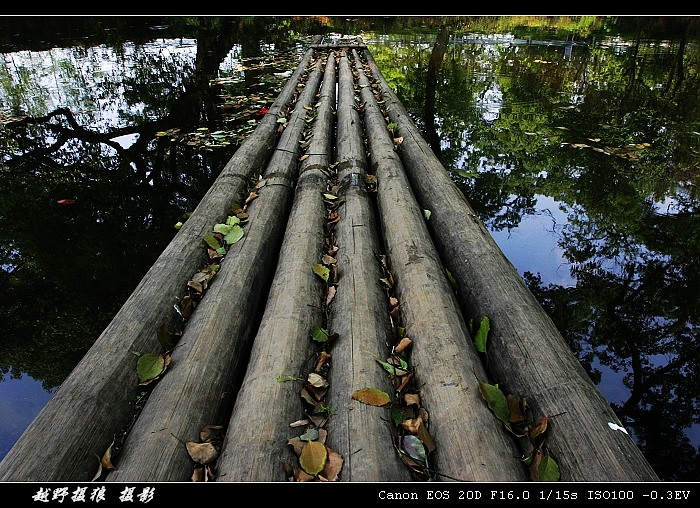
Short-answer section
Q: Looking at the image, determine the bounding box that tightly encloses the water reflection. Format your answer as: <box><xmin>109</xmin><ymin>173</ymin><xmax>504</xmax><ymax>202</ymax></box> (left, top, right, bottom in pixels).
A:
<box><xmin>0</xmin><ymin>17</ymin><xmax>698</xmax><ymax>481</ymax></box>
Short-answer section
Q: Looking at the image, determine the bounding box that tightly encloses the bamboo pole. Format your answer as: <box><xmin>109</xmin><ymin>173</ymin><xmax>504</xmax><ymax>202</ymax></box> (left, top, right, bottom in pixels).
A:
<box><xmin>0</xmin><ymin>45</ymin><xmax>319</xmax><ymax>483</ymax></box>
<box><xmin>214</xmin><ymin>51</ymin><xmax>336</xmax><ymax>481</ymax></box>
<box><xmin>322</xmin><ymin>51</ymin><xmax>413</xmax><ymax>481</ymax></box>
<box><xmin>104</xmin><ymin>57</ymin><xmax>325</xmax><ymax>482</ymax></box>
<box><xmin>355</xmin><ymin>49</ymin><xmax>528</xmax><ymax>482</ymax></box>
<box><xmin>362</xmin><ymin>48</ymin><xmax>660</xmax><ymax>482</ymax></box>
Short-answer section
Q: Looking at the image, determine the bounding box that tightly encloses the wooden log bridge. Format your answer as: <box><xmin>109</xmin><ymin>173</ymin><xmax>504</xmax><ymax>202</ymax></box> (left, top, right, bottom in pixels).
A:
<box><xmin>0</xmin><ymin>39</ymin><xmax>660</xmax><ymax>483</ymax></box>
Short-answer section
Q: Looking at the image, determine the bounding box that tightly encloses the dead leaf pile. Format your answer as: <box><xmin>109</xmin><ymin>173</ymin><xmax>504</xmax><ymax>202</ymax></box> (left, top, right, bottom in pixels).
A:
<box><xmin>372</xmin><ymin>251</ymin><xmax>436</xmax><ymax>480</ymax></box>
<box><xmin>478</xmin><ymin>382</ymin><xmax>560</xmax><ymax>481</ymax></box>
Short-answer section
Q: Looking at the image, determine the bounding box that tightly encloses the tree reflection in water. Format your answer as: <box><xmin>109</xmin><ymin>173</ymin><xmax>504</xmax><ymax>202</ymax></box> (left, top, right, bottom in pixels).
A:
<box><xmin>0</xmin><ymin>16</ymin><xmax>699</xmax><ymax>480</ymax></box>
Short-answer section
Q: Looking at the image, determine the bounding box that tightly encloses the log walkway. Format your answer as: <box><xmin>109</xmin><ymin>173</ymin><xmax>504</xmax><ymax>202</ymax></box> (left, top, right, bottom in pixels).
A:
<box><xmin>0</xmin><ymin>39</ymin><xmax>660</xmax><ymax>483</ymax></box>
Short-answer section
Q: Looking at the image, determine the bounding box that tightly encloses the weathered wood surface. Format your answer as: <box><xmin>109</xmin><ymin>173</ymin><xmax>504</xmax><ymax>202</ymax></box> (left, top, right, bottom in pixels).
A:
<box><xmin>355</xmin><ymin>49</ymin><xmax>528</xmax><ymax>482</ymax></box>
<box><xmin>362</xmin><ymin>49</ymin><xmax>660</xmax><ymax>482</ymax></box>
<box><xmin>214</xmin><ymin>52</ymin><xmax>336</xmax><ymax>481</ymax></box>
<box><xmin>0</xmin><ymin>43</ymin><xmax>319</xmax><ymax>483</ymax></box>
<box><xmin>105</xmin><ymin>56</ymin><xmax>325</xmax><ymax>482</ymax></box>
<box><xmin>0</xmin><ymin>40</ymin><xmax>660</xmax><ymax>483</ymax></box>
<box><xmin>320</xmin><ymin>51</ymin><xmax>413</xmax><ymax>482</ymax></box>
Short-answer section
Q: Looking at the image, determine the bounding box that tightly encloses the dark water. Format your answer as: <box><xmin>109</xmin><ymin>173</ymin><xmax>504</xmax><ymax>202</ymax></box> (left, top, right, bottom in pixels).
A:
<box><xmin>1</xmin><ymin>16</ymin><xmax>699</xmax><ymax>481</ymax></box>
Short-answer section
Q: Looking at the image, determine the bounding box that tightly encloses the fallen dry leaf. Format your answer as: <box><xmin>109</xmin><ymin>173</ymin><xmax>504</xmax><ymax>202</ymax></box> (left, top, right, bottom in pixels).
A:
<box><xmin>530</xmin><ymin>449</ymin><xmax>544</xmax><ymax>481</ymax></box>
<box><xmin>507</xmin><ymin>394</ymin><xmax>526</xmax><ymax>424</ymax></box>
<box><xmin>199</xmin><ymin>424</ymin><xmax>223</xmax><ymax>443</ymax></box>
<box><xmin>191</xmin><ymin>467</ymin><xmax>204</xmax><ymax>482</ymax></box>
<box><xmin>299</xmin><ymin>440</ymin><xmax>327</xmax><ymax>476</ymax></box>
<box><xmin>314</xmin><ymin>351</ymin><xmax>331</xmax><ymax>373</ymax></box>
<box><xmin>400</xmin><ymin>417</ymin><xmax>422</xmax><ymax>434</ymax></box>
<box><xmin>287</xmin><ymin>436</ymin><xmax>305</xmax><ymax>456</ymax></box>
<box><xmin>321</xmin><ymin>446</ymin><xmax>344</xmax><ymax>481</ymax></box>
<box><xmin>417</xmin><ymin>421</ymin><xmax>436</xmax><ymax>454</ymax></box>
<box><xmin>352</xmin><ymin>387</ymin><xmax>391</xmax><ymax>407</ymax></box>
<box><xmin>245</xmin><ymin>191</ymin><xmax>259</xmax><ymax>206</ymax></box>
<box><xmin>307</xmin><ymin>372</ymin><xmax>328</xmax><ymax>388</ymax></box>
<box><xmin>100</xmin><ymin>441</ymin><xmax>116</xmax><ymax>471</ymax></box>
<box><xmin>395</xmin><ymin>337</ymin><xmax>412</xmax><ymax>354</ymax></box>
<box><xmin>185</xmin><ymin>441</ymin><xmax>219</xmax><ymax>464</ymax></box>
<box><xmin>326</xmin><ymin>285</ymin><xmax>336</xmax><ymax>306</ymax></box>
<box><xmin>293</xmin><ymin>467</ymin><xmax>316</xmax><ymax>482</ymax></box>
<box><xmin>529</xmin><ymin>416</ymin><xmax>549</xmax><ymax>444</ymax></box>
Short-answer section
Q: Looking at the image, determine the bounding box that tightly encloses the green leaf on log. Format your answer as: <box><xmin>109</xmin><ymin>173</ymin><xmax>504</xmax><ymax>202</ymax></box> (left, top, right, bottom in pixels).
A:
<box><xmin>203</xmin><ymin>235</ymin><xmax>226</xmax><ymax>255</ymax></box>
<box><xmin>391</xmin><ymin>405</ymin><xmax>415</xmax><ymax>426</ymax></box>
<box><xmin>312</xmin><ymin>264</ymin><xmax>330</xmax><ymax>282</ymax></box>
<box><xmin>445</xmin><ymin>268</ymin><xmax>457</xmax><ymax>290</ymax></box>
<box><xmin>310</xmin><ymin>324</ymin><xmax>330</xmax><ymax>343</ymax></box>
<box><xmin>223</xmin><ymin>224</ymin><xmax>244</xmax><ymax>245</ymax></box>
<box><xmin>376</xmin><ymin>357</ymin><xmax>398</xmax><ymax>375</ymax></box>
<box><xmin>479</xmin><ymin>382</ymin><xmax>510</xmax><ymax>427</ymax></box>
<box><xmin>536</xmin><ymin>453</ymin><xmax>561</xmax><ymax>481</ymax></box>
<box><xmin>137</xmin><ymin>353</ymin><xmax>166</xmax><ymax>385</ymax></box>
<box><xmin>473</xmin><ymin>316</ymin><xmax>490</xmax><ymax>353</ymax></box>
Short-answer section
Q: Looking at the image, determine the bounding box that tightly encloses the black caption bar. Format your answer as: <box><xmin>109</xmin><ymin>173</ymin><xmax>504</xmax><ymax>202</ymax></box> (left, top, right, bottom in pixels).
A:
<box><xmin>4</xmin><ymin>482</ymin><xmax>697</xmax><ymax>506</ymax></box>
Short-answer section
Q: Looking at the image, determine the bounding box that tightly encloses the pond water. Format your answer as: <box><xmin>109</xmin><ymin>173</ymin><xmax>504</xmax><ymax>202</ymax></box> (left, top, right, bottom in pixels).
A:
<box><xmin>0</xmin><ymin>16</ymin><xmax>699</xmax><ymax>481</ymax></box>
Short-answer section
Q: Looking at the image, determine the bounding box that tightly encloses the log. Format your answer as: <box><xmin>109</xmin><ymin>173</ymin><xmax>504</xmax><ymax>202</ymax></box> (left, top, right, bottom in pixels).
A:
<box><xmin>0</xmin><ymin>45</ymin><xmax>319</xmax><ymax>483</ymax></box>
<box><xmin>104</xmin><ymin>58</ymin><xmax>325</xmax><ymax>482</ymax></box>
<box><xmin>322</xmin><ymin>51</ymin><xmax>413</xmax><ymax>481</ymax></box>
<box><xmin>214</xmin><ymin>51</ymin><xmax>335</xmax><ymax>481</ymax></box>
<box><xmin>362</xmin><ymin>48</ymin><xmax>660</xmax><ymax>482</ymax></box>
<box><xmin>355</xmin><ymin>50</ymin><xmax>528</xmax><ymax>482</ymax></box>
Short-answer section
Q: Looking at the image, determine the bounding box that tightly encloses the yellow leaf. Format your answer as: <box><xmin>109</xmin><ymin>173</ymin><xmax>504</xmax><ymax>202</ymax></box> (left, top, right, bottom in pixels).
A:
<box><xmin>299</xmin><ymin>440</ymin><xmax>327</xmax><ymax>476</ymax></box>
<box><xmin>352</xmin><ymin>387</ymin><xmax>391</xmax><ymax>406</ymax></box>
<box><xmin>312</xmin><ymin>264</ymin><xmax>330</xmax><ymax>282</ymax></box>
